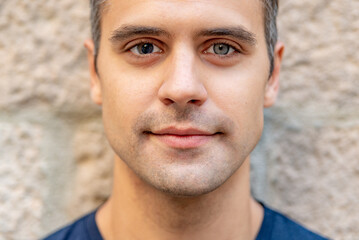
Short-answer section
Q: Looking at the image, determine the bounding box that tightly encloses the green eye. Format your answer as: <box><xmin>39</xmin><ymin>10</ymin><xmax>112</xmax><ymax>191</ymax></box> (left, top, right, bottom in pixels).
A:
<box><xmin>207</xmin><ymin>43</ymin><xmax>235</xmax><ymax>55</ymax></box>
<box><xmin>214</xmin><ymin>44</ymin><xmax>230</xmax><ymax>55</ymax></box>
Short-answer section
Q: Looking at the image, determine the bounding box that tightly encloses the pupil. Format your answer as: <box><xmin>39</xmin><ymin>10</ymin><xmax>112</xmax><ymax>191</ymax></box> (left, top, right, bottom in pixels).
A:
<box><xmin>140</xmin><ymin>43</ymin><xmax>154</xmax><ymax>54</ymax></box>
<box><xmin>214</xmin><ymin>44</ymin><xmax>229</xmax><ymax>55</ymax></box>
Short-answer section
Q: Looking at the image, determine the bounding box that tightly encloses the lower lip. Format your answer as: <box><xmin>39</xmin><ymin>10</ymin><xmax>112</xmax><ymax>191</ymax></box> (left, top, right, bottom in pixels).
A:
<box><xmin>151</xmin><ymin>134</ymin><xmax>214</xmax><ymax>149</ymax></box>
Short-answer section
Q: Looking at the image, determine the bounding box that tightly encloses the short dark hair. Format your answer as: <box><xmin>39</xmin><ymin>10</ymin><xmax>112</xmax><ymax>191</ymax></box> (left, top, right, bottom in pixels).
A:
<box><xmin>89</xmin><ymin>0</ymin><xmax>279</xmax><ymax>74</ymax></box>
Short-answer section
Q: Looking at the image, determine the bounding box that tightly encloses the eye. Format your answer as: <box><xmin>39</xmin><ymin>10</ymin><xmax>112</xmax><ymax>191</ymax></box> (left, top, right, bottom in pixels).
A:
<box><xmin>130</xmin><ymin>43</ymin><xmax>162</xmax><ymax>55</ymax></box>
<box><xmin>205</xmin><ymin>43</ymin><xmax>236</xmax><ymax>55</ymax></box>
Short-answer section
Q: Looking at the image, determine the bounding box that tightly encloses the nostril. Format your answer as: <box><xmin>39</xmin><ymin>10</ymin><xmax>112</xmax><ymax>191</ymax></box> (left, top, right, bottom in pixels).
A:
<box><xmin>162</xmin><ymin>98</ymin><xmax>175</xmax><ymax>105</ymax></box>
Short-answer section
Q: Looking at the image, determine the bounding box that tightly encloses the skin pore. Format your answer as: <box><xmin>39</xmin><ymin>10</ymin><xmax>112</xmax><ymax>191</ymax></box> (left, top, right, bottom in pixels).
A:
<box><xmin>85</xmin><ymin>0</ymin><xmax>284</xmax><ymax>239</ymax></box>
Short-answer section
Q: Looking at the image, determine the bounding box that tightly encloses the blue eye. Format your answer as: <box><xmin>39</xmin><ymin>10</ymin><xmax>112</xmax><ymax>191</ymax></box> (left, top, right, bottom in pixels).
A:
<box><xmin>130</xmin><ymin>43</ymin><xmax>162</xmax><ymax>55</ymax></box>
<box><xmin>207</xmin><ymin>43</ymin><xmax>235</xmax><ymax>55</ymax></box>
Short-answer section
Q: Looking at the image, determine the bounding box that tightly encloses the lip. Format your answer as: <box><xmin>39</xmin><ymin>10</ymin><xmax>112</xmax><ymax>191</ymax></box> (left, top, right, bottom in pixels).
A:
<box><xmin>149</xmin><ymin>127</ymin><xmax>218</xmax><ymax>149</ymax></box>
<box><xmin>152</xmin><ymin>127</ymin><xmax>214</xmax><ymax>136</ymax></box>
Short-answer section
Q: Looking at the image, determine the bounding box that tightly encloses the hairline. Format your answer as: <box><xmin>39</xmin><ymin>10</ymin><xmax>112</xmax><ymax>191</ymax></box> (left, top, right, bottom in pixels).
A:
<box><xmin>90</xmin><ymin>0</ymin><xmax>278</xmax><ymax>74</ymax></box>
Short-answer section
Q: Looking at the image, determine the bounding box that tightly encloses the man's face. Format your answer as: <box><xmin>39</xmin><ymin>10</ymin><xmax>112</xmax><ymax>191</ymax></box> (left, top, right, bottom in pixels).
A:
<box><xmin>87</xmin><ymin>0</ymin><xmax>280</xmax><ymax>196</ymax></box>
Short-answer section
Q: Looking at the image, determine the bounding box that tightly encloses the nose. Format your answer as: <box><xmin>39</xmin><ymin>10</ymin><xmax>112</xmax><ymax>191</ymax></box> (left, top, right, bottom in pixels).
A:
<box><xmin>158</xmin><ymin>45</ymin><xmax>208</xmax><ymax>108</ymax></box>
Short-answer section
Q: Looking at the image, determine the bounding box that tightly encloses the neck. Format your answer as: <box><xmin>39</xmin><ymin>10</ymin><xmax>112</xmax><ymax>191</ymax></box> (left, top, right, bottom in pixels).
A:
<box><xmin>97</xmin><ymin>156</ymin><xmax>263</xmax><ymax>240</ymax></box>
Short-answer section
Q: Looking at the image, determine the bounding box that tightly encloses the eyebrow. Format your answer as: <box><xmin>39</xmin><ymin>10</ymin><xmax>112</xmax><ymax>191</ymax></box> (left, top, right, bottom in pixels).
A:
<box><xmin>109</xmin><ymin>25</ymin><xmax>257</xmax><ymax>46</ymax></box>
<box><xmin>109</xmin><ymin>25</ymin><xmax>171</xmax><ymax>43</ymax></box>
<box><xmin>196</xmin><ymin>27</ymin><xmax>257</xmax><ymax>46</ymax></box>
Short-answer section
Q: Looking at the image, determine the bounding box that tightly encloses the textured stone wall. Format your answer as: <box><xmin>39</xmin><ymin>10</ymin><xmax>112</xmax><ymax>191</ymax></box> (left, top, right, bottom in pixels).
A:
<box><xmin>0</xmin><ymin>0</ymin><xmax>358</xmax><ymax>239</ymax></box>
<box><xmin>252</xmin><ymin>0</ymin><xmax>359</xmax><ymax>239</ymax></box>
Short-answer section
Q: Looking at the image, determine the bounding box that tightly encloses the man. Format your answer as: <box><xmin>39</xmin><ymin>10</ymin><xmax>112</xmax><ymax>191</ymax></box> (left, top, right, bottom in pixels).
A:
<box><xmin>45</xmin><ymin>0</ymin><xmax>329</xmax><ymax>239</ymax></box>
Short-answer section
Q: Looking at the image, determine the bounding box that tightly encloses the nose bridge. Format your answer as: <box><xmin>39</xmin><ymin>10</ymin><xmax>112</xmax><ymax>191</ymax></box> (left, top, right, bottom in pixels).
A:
<box><xmin>171</xmin><ymin>43</ymin><xmax>195</xmax><ymax>79</ymax></box>
<box><xmin>158</xmin><ymin>42</ymin><xmax>207</xmax><ymax>107</ymax></box>
<box><xmin>169</xmin><ymin>42</ymin><xmax>196</xmax><ymax>86</ymax></box>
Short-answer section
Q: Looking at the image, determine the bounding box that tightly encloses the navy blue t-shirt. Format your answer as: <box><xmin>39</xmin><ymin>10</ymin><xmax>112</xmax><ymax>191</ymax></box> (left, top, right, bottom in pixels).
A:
<box><xmin>44</xmin><ymin>204</ymin><xmax>329</xmax><ymax>240</ymax></box>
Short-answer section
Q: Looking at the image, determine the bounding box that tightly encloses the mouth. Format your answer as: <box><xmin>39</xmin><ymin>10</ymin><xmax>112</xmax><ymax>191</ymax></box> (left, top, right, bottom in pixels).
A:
<box><xmin>145</xmin><ymin>127</ymin><xmax>222</xmax><ymax>149</ymax></box>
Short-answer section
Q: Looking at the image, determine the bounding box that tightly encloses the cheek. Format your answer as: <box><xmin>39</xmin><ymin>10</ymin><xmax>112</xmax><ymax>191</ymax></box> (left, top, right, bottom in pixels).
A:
<box><xmin>100</xmin><ymin>68</ymin><xmax>160</xmax><ymax>136</ymax></box>
<box><xmin>206</xmin><ymin>67</ymin><xmax>266</xmax><ymax>134</ymax></box>
<box><xmin>98</xmin><ymin>43</ymin><xmax>161</xmax><ymax>119</ymax></box>
<box><xmin>207</xmin><ymin>67</ymin><xmax>266</xmax><ymax>107</ymax></box>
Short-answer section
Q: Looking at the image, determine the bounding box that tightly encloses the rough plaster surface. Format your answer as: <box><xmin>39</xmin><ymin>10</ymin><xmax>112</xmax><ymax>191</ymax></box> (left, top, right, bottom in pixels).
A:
<box><xmin>259</xmin><ymin>1</ymin><xmax>359</xmax><ymax>238</ymax></box>
<box><xmin>0</xmin><ymin>0</ymin><xmax>358</xmax><ymax>239</ymax></box>
<box><xmin>0</xmin><ymin>123</ymin><xmax>44</xmax><ymax>239</ymax></box>
<box><xmin>69</xmin><ymin>121</ymin><xmax>113</xmax><ymax>220</ymax></box>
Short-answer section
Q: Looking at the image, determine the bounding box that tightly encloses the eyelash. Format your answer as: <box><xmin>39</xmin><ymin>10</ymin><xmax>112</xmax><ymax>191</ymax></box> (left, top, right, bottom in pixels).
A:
<box><xmin>203</xmin><ymin>40</ymin><xmax>242</xmax><ymax>57</ymax></box>
<box><xmin>125</xmin><ymin>39</ymin><xmax>162</xmax><ymax>55</ymax></box>
<box><xmin>124</xmin><ymin>39</ymin><xmax>242</xmax><ymax>57</ymax></box>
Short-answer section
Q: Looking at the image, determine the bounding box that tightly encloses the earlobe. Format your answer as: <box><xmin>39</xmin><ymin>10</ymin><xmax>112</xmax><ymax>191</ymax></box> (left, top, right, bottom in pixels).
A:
<box><xmin>84</xmin><ymin>39</ymin><xmax>102</xmax><ymax>105</ymax></box>
<box><xmin>264</xmin><ymin>42</ymin><xmax>285</xmax><ymax>108</ymax></box>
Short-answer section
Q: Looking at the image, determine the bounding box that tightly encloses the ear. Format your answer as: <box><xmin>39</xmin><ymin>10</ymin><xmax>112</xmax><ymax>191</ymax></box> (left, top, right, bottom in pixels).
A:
<box><xmin>84</xmin><ymin>39</ymin><xmax>102</xmax><ymax>105</ymax></box>
<box><xmin>263</xmin><ymin>42</ymin><xmax>285</xmax><ymax>108</ymax></box>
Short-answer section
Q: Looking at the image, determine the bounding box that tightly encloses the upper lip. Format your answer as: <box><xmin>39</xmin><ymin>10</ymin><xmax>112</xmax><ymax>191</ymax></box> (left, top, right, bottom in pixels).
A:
<box><xmin>151</xmin><ymin>127</ymin><xmax>215</xmax><ymax>136</ymax></box>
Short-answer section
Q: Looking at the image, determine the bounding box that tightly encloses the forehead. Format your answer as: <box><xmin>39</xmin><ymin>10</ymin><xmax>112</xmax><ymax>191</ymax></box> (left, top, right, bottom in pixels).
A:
<box><xmin>101</xmin><ymin>0</ymin><xmax>265</xmax><ymax>38</ymax></box>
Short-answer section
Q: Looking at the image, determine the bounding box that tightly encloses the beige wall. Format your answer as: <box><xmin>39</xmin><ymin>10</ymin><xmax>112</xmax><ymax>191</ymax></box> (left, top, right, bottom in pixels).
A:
<box><xmin>0</xmin><ymin>0</ymin><xmax>358</xmax><ymax>239</ymax></box>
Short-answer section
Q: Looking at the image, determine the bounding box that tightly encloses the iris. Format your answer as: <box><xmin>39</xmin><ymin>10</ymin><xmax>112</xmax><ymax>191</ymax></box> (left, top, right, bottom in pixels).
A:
<box><xmin>213</xmin><ymin>43</ymin><xmax>230</xmax><ymax>55</ymax></box>
<box><xmin>138</xmin><ymin>43</ymin><xmax>154</xmax><ymax>54</ymax></box>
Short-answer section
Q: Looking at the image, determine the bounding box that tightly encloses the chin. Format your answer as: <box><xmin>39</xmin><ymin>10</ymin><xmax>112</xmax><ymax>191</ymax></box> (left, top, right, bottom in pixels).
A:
<box><xmin>156</xmin><ymin>183</ymin><xmax>223</xmax><ymax>198</ymax></box>
<box><xmin>114</xmin><ymin>135</ymin><xmax>249</xmax><ymax>198</ymax></box>
<box><xmin>136</xmin><ymin>161</ymin><xmax>239</xmax><ymax>198</ymax></box>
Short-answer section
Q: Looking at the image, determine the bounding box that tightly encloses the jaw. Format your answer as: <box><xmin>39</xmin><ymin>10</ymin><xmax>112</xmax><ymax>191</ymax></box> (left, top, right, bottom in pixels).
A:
<box><xmin>98</xmin><ymin>153</ymin><xmax>254</xmax><ymax>240</ymax></box>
